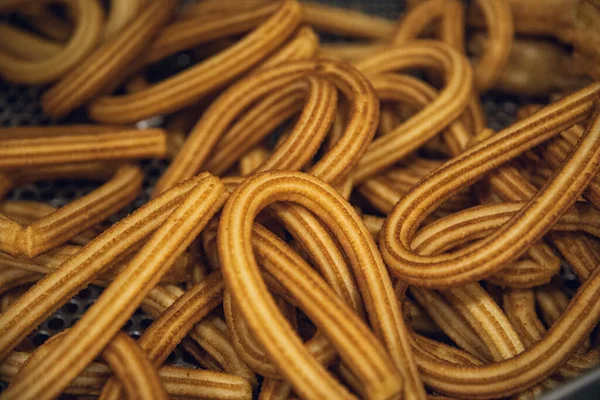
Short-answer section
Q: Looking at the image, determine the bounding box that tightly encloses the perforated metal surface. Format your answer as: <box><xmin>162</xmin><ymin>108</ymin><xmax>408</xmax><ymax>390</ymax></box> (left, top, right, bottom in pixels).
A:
<box><xmin>0</xmin><ymin>0</ymin><xmax>588</xmax><ymax>398</ymax></box>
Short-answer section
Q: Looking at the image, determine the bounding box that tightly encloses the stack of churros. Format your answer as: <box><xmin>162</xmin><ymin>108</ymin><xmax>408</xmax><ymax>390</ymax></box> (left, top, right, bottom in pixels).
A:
<box><xmin>0</xmin><ymin>0</ymin><xmax>600</xmax><ymax>399</ymax></box>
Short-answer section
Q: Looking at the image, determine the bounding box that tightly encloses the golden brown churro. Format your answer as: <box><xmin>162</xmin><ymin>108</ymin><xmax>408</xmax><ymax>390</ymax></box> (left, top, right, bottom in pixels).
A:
<box><xmin>0</xmin><ymin>165</ymin><xmax>142</xmax><ymax>258</ymax></box>
<box><xmin>302</xmin><ymin>1</ymin><xmax>396</xmax><ymax>40</ymax></box>
<box><xmin>354</xmin><ymin>41</ymin><xmax>473</xmax><ymax>182</ymax></box>
<box><xmin>87</xmin><ymin>0</ymin><xmax>302</xmax><ymax>124</ymax></box>
<box><xmin>100</xmin><ymin>333</ymin><xmax>169</xmax><ymax>400</ymax></box>
<box><xmin>1</xmin><ymin>346</ymin><xmax>252</xmax><ymax>398</ymax></box>
<box><xmin>155</xmin><ymin>57</ymin><xmax>377</xmax><ymax>194</ymax></box>
<box><xmin>0</xmin><ymin>0</ymin><xmax>103</xmax><ymax>84</ymax></box>
<box><xmin>0</xmin><ymin>176</ymin><xmax>212</xmax><ymax>361</ymax></box>
<box><xmin>0</xmin><ymin>128</ymin><xmax>166</xmax><ymax>169</ymax></box>
<box><xmin>2</xmin><ymin>1</ymin><xmax>600</xmax><ymax>399</ymax></box>
<box><xmin>381</xmin><ymin>84</ymin><xmax>600</xmax><ymax>288</ymax></box>
<box><xmin>0</xmin><ymin>23</ymin><xmax>61</xmax><ymax>61</ymax></box>
<box><xmin>219</xmin><ymin>171</ymin><xmax>426</xmax><ymax>400</ymax></box>
<box><xmin>2</xmin><ymin>174</ymin><xmax>227</xmax><ymax>400</ymax></box>
<box><xmin>42</xmin><ymin>0</ymin><xmax>176</xmax><ymax>118</ymax></box>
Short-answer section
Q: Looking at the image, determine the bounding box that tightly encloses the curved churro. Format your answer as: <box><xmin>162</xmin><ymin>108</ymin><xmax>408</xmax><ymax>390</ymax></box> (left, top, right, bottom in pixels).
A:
<box><xmin>391</xmin><ymin>0</ymin><xmax>486</xmax><ymax>135</ymax></box>
<box><xmin>0</xmin><ymin>0</ymin><xmax>103</xmax><ymax>84</ymax></box>
<box><xmin>2</xmin><ymin>173</ymin><xmax>227</xmax><ymax>400</ymax></box>
<box><xmin>103</xmin><ymin>0</ymin><xmax>145</xmax><ymax>40</ymax></box>
<box><xmin>221</xmin><ymin>224</ymin><xmax>400</xmax><ymax>399</ymax></box>
<box><xmin>354</xmin><ymin>41</ymin><xmax>473</xmax><ymax>182</ymax></box>
<box><xmin>503</xmin><ymin>288</ymin><xmax>600</xmax><ymax>381</ymax></box>
<box><xmin>0</xmin><ymin>128</ymin><xmax>166</xmax><ymax>169</ymax></box>
<box><xmin>393</xmin><ymin>0</ymin><xmax>464</xmax><ymax>47</ymax></box>
<box><xmin>0</xmin><ymin>164</ymin><xmax>142</xmax><ymax>258</ymax></box>
<box><xmin>87</xmin><ymin>0</ymin><xmax>302</xmax><ymax>124</ymax></box>
<box><xmin>101</xmin><ymin>333</ymin><xmax>168</xmax><ymax>400</ymax></box>
<box><xmin>380</xmin><ymin>84</ymin><xmax>600</xmax><ymax>287</ymax></box>
<box><xmin>42</xmin><ymin>0</ymin><xmax>175</xmax><ymax>118</ymax></box>
<box><xmin>15</xmin><ymin>3</ymin><xmax>72</xmax><ymax>41</ymax></box>
<box><xmin>219</xmin><ymin>170</ymin><xmax>426</xmax><ymax>400</ymax></box>
<box><xmin>470</xmin><ymin>0</ymin><xmax>514</xmax><ymax>92</ymax></box>
<box><xmin>155</xmin><ymin>57</ymin><xmax>377</xmax><ymax>194</ymax></box>
<box><xmin>0</xmin><ymin>23</ymin><xmax>61</xmax><ymax>61</ymax></box>
<box><xmin>302</xmin><ymin>1</ymin><xmax>395</xmax><ymax>40</ymax></box>
<box><xmin>203</xmin><ymin>78</ymin><xmax>334</xmax><ymax>176</ymax></box>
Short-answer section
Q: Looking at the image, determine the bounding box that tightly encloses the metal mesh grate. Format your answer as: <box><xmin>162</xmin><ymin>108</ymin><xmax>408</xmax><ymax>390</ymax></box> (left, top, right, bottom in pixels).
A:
<box><xmin>0</xmin><ymin>0</ymin><xmax>583</xmax><ymax>398</ymax></box>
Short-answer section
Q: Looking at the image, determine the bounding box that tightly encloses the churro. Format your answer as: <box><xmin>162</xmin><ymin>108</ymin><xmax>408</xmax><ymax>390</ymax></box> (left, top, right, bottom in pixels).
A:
<box><xmin>2</xmin><ymin>1</ymin><xmax>600</xmax><ymax>399</ymax></box>
<box><xmin>0</xmin><ymin>0</ymin><xmax>103</xmax><ymax>84</ymax></box>
<box><xmin>87</xmin><ymin>0</ymin><xmax>302</xmax><ymax>124</ymax></box>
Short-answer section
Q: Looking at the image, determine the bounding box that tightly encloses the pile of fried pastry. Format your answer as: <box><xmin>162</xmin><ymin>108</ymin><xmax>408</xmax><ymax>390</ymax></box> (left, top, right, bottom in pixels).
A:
<box><xmin>0</xmin><ymin>0</ymin><xmax>600</xmax><ymax>399</ymax></box>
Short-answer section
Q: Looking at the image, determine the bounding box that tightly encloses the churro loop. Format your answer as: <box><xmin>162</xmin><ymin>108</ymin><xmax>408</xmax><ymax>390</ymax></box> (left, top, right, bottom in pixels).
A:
<box><xmin>198</xmin><ymin>200</ymin><xmax>361</xmax><ymax>379</ymax></box>
<box><xmin>482</xmin><ymin>150</ymin><xmax>598</xmax><ymax>284</ymax></box>
<box><xmin>353</xmin><ymin>41</ymin><xmax>473</xmax><ymax>183</ymax></box>
<box><xmin>221</xmin><ymin>223</ymin><xmax>400</xmax><ymax>399</ymax></box>
<box><xmin>380</xmin><ymin>84</ymin><xmax>600</xmax><ymax>288</ymax></box>
<box><xmin>0</xmin><ymin>164</ymin><xmax>142</xmax><ymax>258</ymax></box>
<box><xmin>0</xmin><ymin>128</ymin><xmax>166</xmax><ymax>169</ymax></box>
<box><xmin>0</xmin><ymin>0</ymin><xmax>103</xmax><ymax>84</ymax></box>
<box><xmin>42</xmin><ymin>0</ymin><xmax>176</xmax><ymax>118</ymax></box>
<box><xmin>2</xmin><ymin>173</ymin><xmax>227</xmax><ymax>400</ymax></box>
<box><xmin>218</xmin><ymin>170</ymin><xmax>426</xmax><ymax>400</ymax></box>
<box><xmin>155</xmin><ymin>57</ymin><xmax>378</xmax><ymax>194</ymax></box>
<box><xmin>391</xmin><ymin>0</ymin><xmax>487</xmax><ymax>136</ymax></box>
<box><xmin>0</xmin><ymin>23</ymin><xmax>61</xmax><ymax>61</ymax></box>
<box><xmin>394</xmin><ymin>274</ymin><xmax>600</xmax><ymax>398</ymax></box>
<box><xmin>87</xmin><ymin>0</ymin><xmax>302</xmax><ymax>124</ymax></box>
